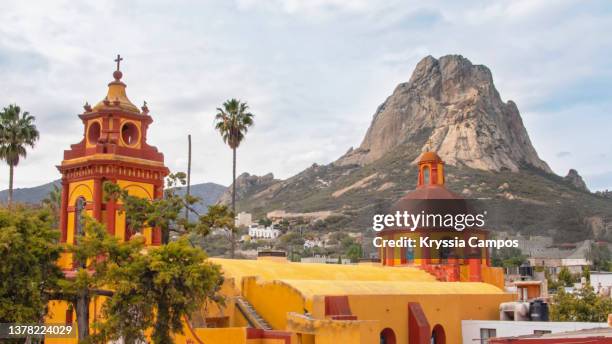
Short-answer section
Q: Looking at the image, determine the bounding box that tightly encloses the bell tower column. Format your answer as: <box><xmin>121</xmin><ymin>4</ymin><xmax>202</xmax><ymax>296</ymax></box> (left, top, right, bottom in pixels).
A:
<box><xmin>93</xmin><ymin>178</ymin><xmax>102</xmax><ymax>221</ymax></box>
<box><xmin>59</xmin><ymin>179</ymin><xmax>69</xmax><ymax>243</ymax></box>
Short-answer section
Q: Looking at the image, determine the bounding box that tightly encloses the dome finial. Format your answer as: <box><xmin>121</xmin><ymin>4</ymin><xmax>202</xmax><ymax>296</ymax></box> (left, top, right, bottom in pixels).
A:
<box><xmin>113</xmin><ymin>54</ymin><xmax>123</xmax><ymax>81</ymax></box>
<box><xmin>425</xmin><ymin>136</ymin><xmax>434</xmax><ymax>151</ymax></box>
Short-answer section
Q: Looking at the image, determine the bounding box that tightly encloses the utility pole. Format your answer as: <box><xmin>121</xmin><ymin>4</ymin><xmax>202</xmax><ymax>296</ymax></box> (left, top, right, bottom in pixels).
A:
<box><xmin>185</xmin><ymin>134</ymin><xmax>192</xmax><ymax>221</ymax></box>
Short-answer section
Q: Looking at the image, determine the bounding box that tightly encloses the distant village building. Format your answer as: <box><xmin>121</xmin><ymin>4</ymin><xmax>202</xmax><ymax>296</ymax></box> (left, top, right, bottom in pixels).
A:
<box><xmin>248</xmin><ymin>224</ymin><xmax>281</xmax><ymax>239</ymax></box>
<box><xmin>497</xmin><ymin>234</ymin><xmax>595</xmax><ymax>276</ymax></box>
<box><xmin>462</xmin><ymin>320</ymin><xmax>609</xmax><ymax>344</ymax></box>
<box><xmin>235</xmin><ymin>211</ymin><xmax>252</xmax><ymax>227</ymax></box>
<box><xmin>266</xmin><ymin>209</ymin><xmax>332</xmax><ymax>223</ymax></box>
<box><xmin>528</xmin><ymin>257</ymin><xmax>591</xmax><ymax>275</ymax></box>
<box><xmin>303</xmin><ymin>239</ymin><xmax>323</xmax><ymax>249</ymax></box>
<box><xmin>300</xmin><ymin>255</ymin><xmax>352</xmax><ymax>264</ymax></box>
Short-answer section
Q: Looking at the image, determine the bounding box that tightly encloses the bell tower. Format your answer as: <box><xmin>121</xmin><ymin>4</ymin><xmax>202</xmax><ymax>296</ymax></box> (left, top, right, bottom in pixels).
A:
<box><xmin>57</xmin><ymin>56</ymin><xmax>169</xmax><ymax>268</ymax></box>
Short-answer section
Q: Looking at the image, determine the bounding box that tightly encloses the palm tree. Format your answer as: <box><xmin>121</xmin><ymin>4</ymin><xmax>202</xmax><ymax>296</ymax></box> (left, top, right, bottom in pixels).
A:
<box><xmin>214</xmin><ymin>99</ymin><xmax>254</xmax><ymax>258</ymax></box>
<box><xmin>0</xmin><ymin>104</ymin><xmax>39</xmax><ymax>206</ymax></box>
<box><xmin>42</xmin><ymin>183</ymin><xmax>62</xmax><ymax>225</ymax></box>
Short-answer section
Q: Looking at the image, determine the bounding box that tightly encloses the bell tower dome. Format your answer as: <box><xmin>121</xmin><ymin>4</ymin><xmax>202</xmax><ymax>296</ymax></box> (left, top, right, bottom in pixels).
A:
<box><xmin>417</xmin><ymin>151</ymin><xmax>445</xmax><ymax>187</ymax></box>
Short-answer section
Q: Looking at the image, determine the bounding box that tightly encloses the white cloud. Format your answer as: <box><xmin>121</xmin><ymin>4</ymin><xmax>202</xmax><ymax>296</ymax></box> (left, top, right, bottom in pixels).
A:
<box><xmin>0</xmin><ymin>0</ymin><xmax>610</xmax><ymax>191</ymax></box>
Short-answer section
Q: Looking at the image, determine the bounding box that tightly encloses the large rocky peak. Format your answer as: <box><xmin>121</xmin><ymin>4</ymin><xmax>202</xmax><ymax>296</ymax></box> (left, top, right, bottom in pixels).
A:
<box><xmin>338</xmin><ymin>55</ymin><xmax>552</xmax><ymax>173</ymax></box>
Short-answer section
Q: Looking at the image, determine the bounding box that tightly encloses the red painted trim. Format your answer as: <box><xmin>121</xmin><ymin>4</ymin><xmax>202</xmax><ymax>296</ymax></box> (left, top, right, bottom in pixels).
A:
<box><xmin>58</xmin><ymin>161</ymin><xmax>169</xmax><ymax>181</ymax></box>
<box><xmin>490</xmin><ymin>338</ymin><xmax>612</xmax><ymax>344</ymax></box>
<box><xmin>246</xmin><ymin>328</ymin><xmax>292</xmax><ymax>344</ymax></box>
<box><xmin>400</xmin><ymin>246</ymin><xmax>407</xmax><ymax>265</ymax></box>
<box><xmin>151</xmin><ymin>185</ymin><xmax>163</xmax><ymax>245</ymax></box>
<box><xmin>59</xmin><ymin>180</ymin><xmax>69</xmax><ymax>242</ymax></box>
<box><xmin>431</xmin><ymin>324</ymin><xmax>446</xmax><ymax>344</ymax></box>
<box><xmin>106</xmin><ymin>178</ymin><xmax>117</xmax><ymax>236</ymax></box>
<box><xmin>65</xmin><ymin>309</ymin><xmax>73</xmax><ymax>325</ymax></box>
<box><xmin>381</xmin><ymin>328</ymin><xmax>397</xmax><ymax>344</ymax></box>
<box><xmin>93</xmin><ymin>178</ymin><xmax>102</xmax><ymax>220</ymax></box>
<box><xmin>324</xmin><ymin>296</ymin><xmax>353</xmax><ymax>317</ymax></box>
<box><xmin>330</xmin><ymin>315</ymin><xmax>357</xmax><ymax>320</ymax></box>
<box><xmin>408</xmin><ymin>302</ymin><xmax>430</xmax><ymax>344</ymax></box>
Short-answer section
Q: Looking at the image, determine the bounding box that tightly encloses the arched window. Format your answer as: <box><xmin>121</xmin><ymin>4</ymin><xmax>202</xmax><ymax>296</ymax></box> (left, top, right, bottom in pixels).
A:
<box><xmin>73</xmin><ymin>197</ymin><xmax>87</xmax><ymax>268</ymax></box>
<box><xmin>380</xmin><ymin>328</ymin><xmax>396</xmax><ymax>344</ymax></box>
<box><xmin>74</xmin><ymin>197</ymin><xmax>86</xmax><ymax>240</ymax></box>
<box><xmin>439</xmin><ymin>236</ymin><xmax>453</xmax><ymax>261</ymax></box>
<box><xmin>431</xmin><ymin>324</ymin><xmax>446</xmax><ymax>344</ymax></box>
<box><xmin>423</xmin><ymin>166</ymin><xmax>430</xmax><ymax>185</ymax></box>
<box><xmin>406</xmin><ymin>246</ymin><xmax>414</xmax><ymax>263</ymax></box>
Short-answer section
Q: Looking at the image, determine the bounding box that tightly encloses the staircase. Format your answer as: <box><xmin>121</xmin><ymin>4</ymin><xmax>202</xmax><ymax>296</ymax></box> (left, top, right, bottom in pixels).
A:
<box><xmin>235</xmin><ymin>296</ymin><xmax>272</xmax><ymax>330</ymax></box>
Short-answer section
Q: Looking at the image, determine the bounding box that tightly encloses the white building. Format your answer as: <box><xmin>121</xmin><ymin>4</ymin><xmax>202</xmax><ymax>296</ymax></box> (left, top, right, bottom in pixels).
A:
<box><xmin>303</xmin><ymin>239</ymin><xmax>323</xmax><ymax>249</ymax></box>
<box><xmin>591</xmin><ymin>272</ymin><xmax>612</xmax><ymax>289</ymax></box>
<box><xmin>462</xmin><ymin>320</ymin><xmax>608</xmax><ymax>344</ymax></box>
<box><xmin>235</xmin><ymin>212</ymin><xmax>253</xmax><ymax>227</ymax></box>
<box><xmin>248</xmin><ymin>224</ymin><xmax>281</xmax><ymax>240</ymax></box>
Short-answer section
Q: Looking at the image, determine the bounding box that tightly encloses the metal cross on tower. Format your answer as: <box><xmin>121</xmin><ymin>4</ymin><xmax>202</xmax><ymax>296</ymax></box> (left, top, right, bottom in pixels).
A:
<box><xmin>114</xmin><ymin>54</ymin><xmax>123</xmax><ymax>71</ymax></box>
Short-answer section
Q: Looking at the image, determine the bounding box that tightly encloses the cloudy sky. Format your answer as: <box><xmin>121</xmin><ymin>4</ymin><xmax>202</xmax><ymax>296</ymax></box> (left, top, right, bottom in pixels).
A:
<box><xmin>0</xmin><ymin>0</ymin><xmax>610</xmax><ymax>191</ymax></box>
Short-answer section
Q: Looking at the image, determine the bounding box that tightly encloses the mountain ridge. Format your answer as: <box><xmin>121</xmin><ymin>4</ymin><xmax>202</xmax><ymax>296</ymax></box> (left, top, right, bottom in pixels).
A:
<box><xmin>0</xmin><ymin>180</ymin><xmax>227</xmax><ymax>213</ymax></box>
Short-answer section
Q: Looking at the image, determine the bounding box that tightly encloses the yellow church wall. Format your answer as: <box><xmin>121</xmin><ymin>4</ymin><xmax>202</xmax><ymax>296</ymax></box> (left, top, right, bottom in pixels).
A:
<box><xmin>481</xmin><ymin>265</ymin><xmax>505</xmax><ymax>289</ymax></box>
<box><xmin>57</xmin><ymin>251</ymin><xmax>73</xmax><ymax>270</ymax></box>
<box><xmin>286</xmin><ymin>312</ymin><xmax>379</xmax><ymax>344</ymax></box>
<box><xmin>66</xmin><ymin>180</ymin><xmax>94</xmax><ymax>244</ymax></box>
<box><xmin>242</xmin><ymin>276</ymin><xmax>311</xmax><ymax>330</ymax></box>
<box><xmin>347</xmin><ymin>292</ymin><xmax>514</xmax><ymax>344</ymax></box>
<box><xmin>115</xmin><ymin>210</ymin><xmax>126</xmax><ymax>241</ymax></box>
<box><xmin>175</xmin><ymin>327</ymin><xmax>247</xmax><ymax>344</ymax></box>
<box><xmin>44</xmin><ymin>296</ymin><xmax>107</xmax><ymax>344</ymax></box>
<box><xmin>115</xmin><ymin>180</ymin><xmax>154</xmax><ymax>243</ymax></box>
<box><xmin>68</xmin><ymin>180</ymin><xmax>94</xmax><ymax>205</ymax></box>
<box><xmin>116</xmin><ymin>180</ymin><xmax>154</xmax><ymax>199</ymax></box>
<box><xmin>234</xmin><ymin>307</ymin><xmax>250</xmax><ymax>327</ymax></box>
<box><xmin>198</xmin><ymin>277</ymin><xmax>242</xmax><ymax>326</ymax></box>
<box><xmin>253</xmin><ymin>339</ymin><xmax>288</xmax><ymax>344</ymax></box>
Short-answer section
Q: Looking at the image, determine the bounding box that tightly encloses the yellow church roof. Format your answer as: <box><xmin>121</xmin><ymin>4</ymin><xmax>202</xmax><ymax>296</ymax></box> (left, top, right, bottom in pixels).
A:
<box><xmin>279</xmin><ymin>279</ymin><xmax>506</xmax><ymax>298</ymax></box>
<box><xmin>210</xmin><ymin>258</ymin><xmax>437</xmax><ymax>283</ymax></box>
<box><xmin>92</xmin><ymin>61</ymin><xmax>140</xmax><ymax>114</ymax></box>
<box><xmin>210</xmin><ymin>258</ymin><xmax>506</xmax><ymax>298</ymax></box>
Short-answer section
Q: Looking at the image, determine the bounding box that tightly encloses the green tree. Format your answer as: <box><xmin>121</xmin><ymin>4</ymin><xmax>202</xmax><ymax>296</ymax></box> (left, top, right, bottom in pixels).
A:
<box><xmin>0</xmin><ymin>105</ymin><xmax>40</xmax><ymax>206</ymax></box>
<box><xmin>258</xmin><ymin>217</ymin><xmax>272</xmax><ymax>227</ymax></box>
<box><xmin>95</xmin><ymin>239</ymin><xmax>223</xmax><ymax>344</ymax></box>
<box><xmin>583</xmin><ymin>266</ymin><xmax>591</xmax><ymax>283</ymax></box>
<box><xmin>214</xmin><ymin>99</ymin><xmax>254</xmax><ymax>258</ymax></box>
<box><xmin>104</xmin><ymin>173</ymin><xmax>235</xmax><ymax>245</ymax></box>
<box><xmin>59</xmin><ymin>217</ymin><xmax>119</xmax><ymax>342</ymax></box>
<box><xmin>491</xmin><ymin>247</ymin><xmax>526</xmax><ymax>268</ymax></box>
<box><xmin>346</xmin><ymin>244</ymin><xmax>363</xmax><ymax>263</ymax></box>
<box><xmin>65</xmin><ymin>213</ymin><xmax>224</xmax><ymax>344</ymax></box>
<box><xmin>0</xmin><ymin>206</ymin><xmax>62</xmax><ymax>325</ymax></box>
<box><xmin>545</xmin><ymin>269</ymin><xmax>563</xmax><ymax>291</ymax></box>
<box><xmin>277</xmin><ymin>232</ymin><xmax>305</xmax><ymax>250</ymax></box>
<box><xmin>42</xmin><ymin>183</ymin><xmax>62</xmax><ymax>226</ymax></box>
<box><xmin>70</xmin><ymin>172</ymin><xmax>230</xmax><ymax>342</ymax></box>
<box><xmin>557</xmin><ymin>266</ymin><xmax>577</xmax><ymax>287</ymax></box>
<box><xmin>550</xmin><ymin>284</ymin><xmax>612</xmax><ymax>322</ymax></box>
<box><xmin>587</xmin><ymin>243</ymin><xmax>611</xmax><ymax>271</ymax></box>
